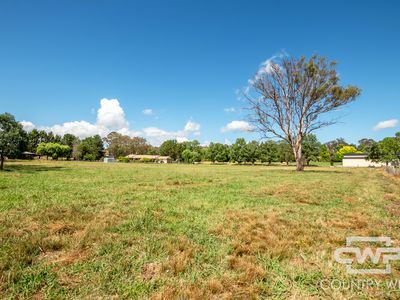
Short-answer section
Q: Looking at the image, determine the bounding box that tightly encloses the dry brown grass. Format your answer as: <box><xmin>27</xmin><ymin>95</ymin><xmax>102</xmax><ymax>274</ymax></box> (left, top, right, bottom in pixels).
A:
<box><xmin>161</xmin><ymin>236</ymin><xmax>197</xmax><ymax>275</ymax></box>
<box><xmin>141</xmin><ymin>262</ymin><xmax>161</xmax><ymax>281</ymax></box>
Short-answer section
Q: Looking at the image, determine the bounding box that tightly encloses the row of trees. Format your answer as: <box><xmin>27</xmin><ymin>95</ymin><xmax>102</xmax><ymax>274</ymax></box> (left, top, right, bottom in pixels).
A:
<box><xmin>158</xmin><ymin>133</ymin><xmax>400</xmax><ymax>165</ymax></box>
<box><xmin>1</xmin><ymin>112</ymin><xmax>399</xmax><ymax>170</ymax></box>
<box><xmin>25</xmin><ymin>129</ymin><xmax>104</xmax><ymax>161</ymax></box>
<box><xmin>157</xmin><ymin>135</ymin><xmax>318</xmax><ymax>164</ymax></box>
<box><xmin>0</xmin><ymin>113</ymin><xmax>105</xmax><ymax>169</ymax></box>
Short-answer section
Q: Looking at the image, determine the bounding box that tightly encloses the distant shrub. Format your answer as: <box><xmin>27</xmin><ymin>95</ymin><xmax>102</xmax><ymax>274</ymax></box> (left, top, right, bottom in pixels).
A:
<box><xmin>118</xmin><ymin>156</ymin><xmax>130</xmax><ymax>163</ymax></box>
<box><xmin>336</xmin><ymin>146</ymin><xmax>361</xmax><ymax>160</ymax></box>
<box><xmin>83</xmin><ymin>153</ymin><xmax>96</xmax><ymax>161</ymax></box>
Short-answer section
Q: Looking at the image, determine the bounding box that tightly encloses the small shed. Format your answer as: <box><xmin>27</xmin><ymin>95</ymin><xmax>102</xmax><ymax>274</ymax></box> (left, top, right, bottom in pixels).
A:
<box><xmin>22</xmin><ymin>151</ymin><xmax>37</xmax><ymax>160</ymax></box>
<box><xmin>103</xmin><ymin>156</ymin><xmax>116</xmax><ymax>163</ymax></box>
<box><xmin>342</xmin><ymin>153</ymin><xmax>383</xmax><ymax>167</ymax></box>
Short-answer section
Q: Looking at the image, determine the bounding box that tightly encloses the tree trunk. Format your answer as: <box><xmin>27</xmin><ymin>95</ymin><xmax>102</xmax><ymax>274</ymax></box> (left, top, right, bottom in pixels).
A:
<box><xmin>0</xmin><ymin>154</ymin><xmax>4</xmax><ymax>171</ymax></box>
<box><xmin>293</xmin><ymin>143</ymin><xmax>304</xmax><ymax>171</ymax></box>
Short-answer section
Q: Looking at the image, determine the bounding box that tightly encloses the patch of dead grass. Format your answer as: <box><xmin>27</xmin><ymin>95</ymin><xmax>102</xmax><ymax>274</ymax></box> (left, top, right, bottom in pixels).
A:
<box><xmin>161</xmin><ymin>236</ymin><xmax>197</xmax><ymax>275</ymax></box>
<box><xmin>248</xmin><ymin>182</ymin><xmax>326</xmax><ymax>205</ymax></box>
<box><xmin>141</xmin><ymin>262</ymin><xmax>161</xmax><ymax>281</ymax></box>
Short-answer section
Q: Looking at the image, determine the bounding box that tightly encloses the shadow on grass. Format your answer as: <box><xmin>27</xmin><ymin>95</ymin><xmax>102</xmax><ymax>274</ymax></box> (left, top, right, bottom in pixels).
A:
<box><xmin>1</xmin><ymin>164</ymin><xmax>66</xmax><ymax>174</ymax></box>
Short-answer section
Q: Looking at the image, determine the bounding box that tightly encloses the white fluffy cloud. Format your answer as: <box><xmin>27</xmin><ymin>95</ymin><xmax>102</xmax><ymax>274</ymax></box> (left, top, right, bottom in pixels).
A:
<box><xmin>373</xmin><ymin>119</ymin><xmax>399</xmax><ymax>131</ymax></box>
<box><xmin>97</xmin><ymin>98</ymin><xmax>129</xmax><ymax>130</ymax></box>
<box><xmin>221</xmin><ymin>120</ymin><xmax>253</xmax><ymax>133</ymax></box>
<box><xmin>20</xmin><ymin>121</ymin><xmax>35</xmax><ymax>132</ymax></box>
<box><xmin>142</xmin><ymin>108</ymin><xmax>153</xmax><ymax>115</ymax></box>
<box><xmin>142</xmin><ymin>120</ymin><xmax>201</xmax><ymax>145</ymax></box>
<box><xmin>21</xmin><ymin>98</ymin><xmax>134</xmax><ymax>139</ymax></box>
<box><xmin>42</xmin><ymin>121</ymin><xmax>104</xmax><ymax>138</ymax></box>
<box><xmin>19</xmin><ymin>98</ymin><xmax>201</xmax><ymax>145</ymax></box>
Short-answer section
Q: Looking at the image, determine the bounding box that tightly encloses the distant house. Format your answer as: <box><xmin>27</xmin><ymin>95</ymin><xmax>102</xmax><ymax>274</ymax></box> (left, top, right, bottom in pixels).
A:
<box><xmin>22</xmin><ymin>151</ymin><xmax>37</xmax><ymax>160</ymax></box>
<box><xmin>342</xmin><ymin>153</ymin><xmax>384</xmax><ymax>167</ymax></box>
<box><xmin>126</xmin><ymin>154</ymin><xmax>171</xmax><ymax>163</ymax></box>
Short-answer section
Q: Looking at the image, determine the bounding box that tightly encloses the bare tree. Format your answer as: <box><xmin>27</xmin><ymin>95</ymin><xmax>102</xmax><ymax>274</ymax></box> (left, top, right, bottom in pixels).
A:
<box><xmin>246</xmin><ymin>55</ymin><xmax>360</xmax><ymax>171</ymax></box>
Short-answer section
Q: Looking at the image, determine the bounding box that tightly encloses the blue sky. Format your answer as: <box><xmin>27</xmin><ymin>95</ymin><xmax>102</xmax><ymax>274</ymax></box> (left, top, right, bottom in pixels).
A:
<box><xmin>0</xmin><ymin>0</ymin><xmax>399</xmax><ymax>145</ymax></box>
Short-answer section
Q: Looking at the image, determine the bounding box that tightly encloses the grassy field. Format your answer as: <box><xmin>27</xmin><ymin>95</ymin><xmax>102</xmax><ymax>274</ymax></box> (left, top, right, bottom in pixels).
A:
<box><xmin>0</xmin><ymin>160</ymin><xmax>399</xmax><ymax>299</ymax></box>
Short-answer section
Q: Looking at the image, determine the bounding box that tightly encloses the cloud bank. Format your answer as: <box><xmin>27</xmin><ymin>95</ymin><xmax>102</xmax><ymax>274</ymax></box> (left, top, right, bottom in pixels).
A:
<box><xmin>20</xmin><ymin>98</ymin><xmax>201</xmax><ymax>146</ymax></box>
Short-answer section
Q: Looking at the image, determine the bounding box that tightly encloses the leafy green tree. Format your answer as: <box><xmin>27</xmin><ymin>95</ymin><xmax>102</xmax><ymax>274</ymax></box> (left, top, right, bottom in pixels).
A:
<box><xmin>27</xmin><ymin>129</ymin><xmax>41</xmax><ymax>152</ymax></box>
<box><xmin>301</xmin><ymin>134</ymin><xmax>321</xmax><ymax>165</ymax></box>
<box><xmin>336</xmin><ymin>145</ymin><xmax>360</xmax><ymax>160</ymax></box>
<box><xmin>181</xmin><ymin>149</ymin><xmax>201</xmax><ymax>163</ymax></box>
<box><xmin>206</xmin><ymin>143</ymin><xmax>230</xmax><ymax>163</ymax></box>
<box><xmin>62</xmin><ymin>133</ymin><xmax>79</xmax><ymax>148</ymax></box>
<box><xmin>259</xmin><ymin>140</ymin><xmax>278</xmax><ymax>165</ymax></box>
<box><xmin>325</xmin><ymin>138</ymin><xmax>347</xmax><ymax>165</ymax></box>
<box><xmin>36</xmin><ymin>143</ymin><xmax>48</xmax><ymax>159</ymax></box>
<box><xmin>105</xmin><ymin>132</ymin><xmax>150</xmax><ymax>158</ymax></box>
<box><xmin>215</xmin><ymin>144</ymin><xmax>230</xmax><ymax>162</ymax></box>
<box><xmin>181</xmin><ymin>149</ymin><xmax>193</xmax><ymax>163</ymax></box>
<box><xmin>39</xmin><ymin>130</ymin><xmax>51</xmax><ymax>143</ymax></box>
<box><xmin>62</xmin><ymin>134</ymin><xmax>79</xmax><ymax>159</ymax></box>
<box><xmin>277</xmin><ymin>141</ymin><xmax>294</xmax><ymax>165</ymax></box>
<box><xmin>368</xmin><ymin>142</ymin><xmax>382</xmax><ymax>163</ymax></box>
<box><xmin>376</xmin><ymin>137</ymin><xmax>400</xmax><ymax>165</ymax></box>
<box><xmin>181</xmin><ymin>140</ymin><xmax>201</xmax><ymax>152</ymax></box>
<box><xmin>105</xmin><ymin>132</ymin><xmax>131</xmax><ymax>158</ymax></box>
<box><xmin>357</xmin><ymin>138</ymin><xmax>375</xmax><ymax>153</ymax></box>
<box><xmin>191</xmin><ymin>151</ymin><xmax>202</xmax><ymax>163</ymax></box>
<box><xmin>319</xmin><ymin>144</ymin><xmax>330</xmax><ymax>162</ymax></box>
<box><xmin>159</xmin><ymin>139</ymin><xmax>179</xmax><ymax>160</ymax></box>
<box><xmin>246</xmin><ymin>55</ymin><xmax>360</xmax><ymax>171</ymax></box>
<box><xmin>0</xmin><ymin>113</ymin><xmax>26</xmax><ymax>170</ymax></box>
<box><xmin>230</xmin><ymin>138</ymin><xmax>246</xmax><ymax>163</ymax></box>
<box><xmin>242</xmin><ymin>140</ymin><xmax>259</xmax><ymax>164</ymax></box>
<box><xmin>36</xmin><ymin>142</ymin><xmax>71</xmax><ymax>160</ymax></box>
<box><xmin>146</xmin><ymin>146</ymin><xmax>159</xmax><ymax>155</ymax></box>
<box><xmin>77</xmin><ymin>135</ymin><xmax>104</xmax><ymax>161</ymax></box>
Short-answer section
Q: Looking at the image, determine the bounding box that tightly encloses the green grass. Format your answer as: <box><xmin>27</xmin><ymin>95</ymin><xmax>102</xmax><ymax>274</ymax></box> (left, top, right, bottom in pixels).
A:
<box><xmin>0</xmin><ymin>160</ymin><xmax>399</xmax><ymax>299</ymax></box>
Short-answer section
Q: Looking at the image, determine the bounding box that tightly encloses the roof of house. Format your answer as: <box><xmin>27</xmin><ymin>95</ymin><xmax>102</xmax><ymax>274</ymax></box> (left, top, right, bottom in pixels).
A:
<box><xmin>22</xmin><ymin>151</ymin><xmax>36</xmax><ymax>155</ymax></box>
<box><xmin>343</xmin><ymin>153</ymin><xmax>368</xmax><ymax>159</ymax></box>
<box><xmin>126</xmin><ymin>154</ymin><xmax>171</xmax><ymax>160</ymax></box>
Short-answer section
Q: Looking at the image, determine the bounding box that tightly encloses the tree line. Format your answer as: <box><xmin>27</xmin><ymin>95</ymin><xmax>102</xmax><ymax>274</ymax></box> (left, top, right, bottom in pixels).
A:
<box><xmin>157</xmin><ymin>134</ymin><xmax>399</xmax><ymax>166</ymax></box>
<box><xmin>1</xmin><ymin>112</ymin><xmax>399</xmax><ymax>170</ymax></box>
<box><xmin>0</xmin><ymin>113</ymin><xmax>105</xmax><ymax>169</ymax></box>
